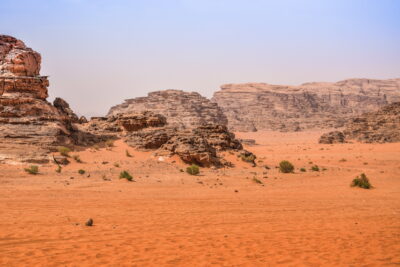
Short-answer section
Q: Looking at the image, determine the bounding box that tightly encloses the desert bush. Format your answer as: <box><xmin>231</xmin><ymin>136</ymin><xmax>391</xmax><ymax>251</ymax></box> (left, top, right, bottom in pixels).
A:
<box><xmin>252</xmin><ymin>177</ymin><xmax>263</xmax><ymax>184</ymax></box>
<box><xmin>105</xmin><ymin>140</ymin><xmax>114</xmax><ymax>147</ymax></box>
<box><xmin>186</xmin><ymin>164</ymin><xmax>200</xmax><ymax>175</ymax></box>
<box><xmin>119</xmin><ymin>170</ymin><xmax>133</xmax><ymax>181</ymax></box>
<box><xmin>56</xmin><ymin>166</ymin><xmax>62</xmax><ymax>173</ymax></box>
<box><xmin>279</xmin><ymin>160</ymin><xmax>294</xmax><ymax>173</ymax></box>
<box><xmin>24</xmin><ymin>165</ymin><xmax>39</xmax><ymax>175</ymax></box>
<box><xmin>300</xmin><ymin>168</ymin><xmax>306</xmax><ymax>172</ymax></box>
<box><xmin>351</xmin><ymin>173</ymin><xmax>372</xmax><ymax>189</ymax></box>
<box><xmin>311</xmin><ymin>165</ymin><xmax>320</xmax><ymax>172</ymax></box>
<box><xmin>57</xmin><ymin>146</ymin><xmax>71</xmax><ymax>157</ymax></box>
<box><xmin>73</xmin><ymin>155</ymin><xmax>82</xmax><ymax>163</ymax></box>
<box><xmin>78</xmin><ymin>169</ymin><xmax>86</xmax><ymax>175</ymax></box>
<box><xmin>241</xmin><ymin>154</ymin><xmax>256</xmax><ymax>163</ymax></box>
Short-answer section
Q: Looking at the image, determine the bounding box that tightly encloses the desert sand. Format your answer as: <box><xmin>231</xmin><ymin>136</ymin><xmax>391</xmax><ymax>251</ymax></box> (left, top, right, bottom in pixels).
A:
<box><xmin>0</xmin><ymin>130</ymin><xmax>399</xmax><ymax>266</ymax></box>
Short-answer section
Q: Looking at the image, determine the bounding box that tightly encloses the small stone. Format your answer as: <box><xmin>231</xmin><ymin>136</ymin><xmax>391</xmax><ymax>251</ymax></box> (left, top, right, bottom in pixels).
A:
<box><xmin>85</xmin><ymin>218</ymin><xmax>93</xmax><ymax>226</ymax></box>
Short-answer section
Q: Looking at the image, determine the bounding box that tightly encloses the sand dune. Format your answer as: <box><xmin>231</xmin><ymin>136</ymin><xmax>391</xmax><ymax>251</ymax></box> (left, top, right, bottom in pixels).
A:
<box><xmin>0</xmin><ymin>131</ymin><xmax>399</xmax><ymax>266</ymax></box>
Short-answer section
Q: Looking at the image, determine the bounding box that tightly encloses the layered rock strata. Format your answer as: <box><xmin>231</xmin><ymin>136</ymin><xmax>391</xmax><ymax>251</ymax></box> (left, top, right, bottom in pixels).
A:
<box><xmin>212</xmin><ymin>79</ymin><xmax>400</xmax><ymax>132</ymax></box>
<box><xmin>107</xmin><ymin>90</ymin><xmax>228</xmax><ymax>129</ymax></box>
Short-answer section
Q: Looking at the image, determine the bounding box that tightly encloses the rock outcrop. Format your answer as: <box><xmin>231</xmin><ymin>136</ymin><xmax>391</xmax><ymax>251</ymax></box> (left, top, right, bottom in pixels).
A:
<box><xmin>212</xmin><ymin>79</ymin><xmax>400</xmax><ymax>132</ymax></box>
<box><xmin>0</xmin><ymin>35</ymin><xmax>84</xmax><ymax>162</ymax></box>
<box><xmin>343</xmin><ymin>102</ymin><xmax>400</xmax><ymax>143</ymax></box>
<box><xmin>319</xmin><ymin>131</ymin><xmax>346</xmax><ymax>144</ymax></box>
<box><xmin>107</xmin><ymin>90</ymin><xmax>228</xmax><ymax>129</ymax></box>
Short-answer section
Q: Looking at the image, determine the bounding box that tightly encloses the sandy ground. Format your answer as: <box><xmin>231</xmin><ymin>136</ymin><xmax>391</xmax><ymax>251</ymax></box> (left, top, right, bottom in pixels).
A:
<box><xmin>0</xmin><ymin>130</ymin><xmax>399</xmax><ymax>266</ymax></box>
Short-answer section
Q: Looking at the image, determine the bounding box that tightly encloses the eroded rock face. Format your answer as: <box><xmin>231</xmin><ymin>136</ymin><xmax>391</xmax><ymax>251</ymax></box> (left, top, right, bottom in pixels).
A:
<box><xmin>53</xmin><ymin>97</ymin><xmax>79</xmax><ymax>123</ymax></box>
<box><xmin>107</xmin><ymin>90</ymin><xmax>228</xmax><ymax>129</ymax></box>
<box><xmin>343</xmin><ymin>102</ymin><xmax>400</xmax><ymax>143</ymax></box>
<box><xmin>319</xmin><ymin>131</ymin><xmax>346</xmax><ymax>144</ymax></box>
<box><xmin>212</xmin><ymin>79</ymin><xmax>400</xmax><ymax>132</ymax></box>
<box><xmin>0</xmin><ymin>35</ymin><xmax>80</xmax><ymax>163</ymax></box>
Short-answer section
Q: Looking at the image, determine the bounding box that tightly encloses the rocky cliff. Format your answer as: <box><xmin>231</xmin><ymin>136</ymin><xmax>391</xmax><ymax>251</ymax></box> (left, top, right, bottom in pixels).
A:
<box><xmin>107</xmin><ymin>90</ymin><xmax>228</xmax><ymax>129</ymax></box>
<box><xmin>212</xmin><ymin>79</ymin><xmax>400</xmax><ymax>132</ymax></box>
<box><xmin>0</xmin><ymin>35</ymin><xmax>82</xmax><ymax>162</ymax></box>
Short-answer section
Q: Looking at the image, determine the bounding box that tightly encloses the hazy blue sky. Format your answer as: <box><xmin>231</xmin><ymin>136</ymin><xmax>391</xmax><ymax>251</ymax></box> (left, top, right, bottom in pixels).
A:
<box><xmin>1</xmin><ymin>0</ymin><xmax>399</xmax><ymax>116</ymax></box>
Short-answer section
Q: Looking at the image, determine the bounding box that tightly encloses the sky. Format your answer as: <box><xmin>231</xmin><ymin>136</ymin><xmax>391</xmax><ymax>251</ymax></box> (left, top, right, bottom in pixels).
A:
<box><xmin>1</xmin><ymin>0</ymin><xmax>400</xmax><ymax>117</ymax></box>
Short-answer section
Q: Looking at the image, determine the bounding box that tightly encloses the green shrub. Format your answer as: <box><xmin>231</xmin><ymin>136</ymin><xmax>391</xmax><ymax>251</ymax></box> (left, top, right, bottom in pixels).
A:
<box><xmin>119</xmin><ymin>170</ymin><xmax>133</xmax><ymax>181</ymax></box>
<box><xmin>57</xmin><ymin>146</ymin><xmax>71</xmax><ymax>157</ymax></box>
<box><xmin>351</xmin><ymin>173</ymin><xmax>372</xmax><ymax>189</ymax></box>
<box><xmin>186</xmin><ymin>164</ymin><xmax>200</xmax><ymax>175</ymax></box>
<box><xmin>241</xmin><ymin>154</ymin><xmax>256</xmax><ymax>163</ymax></box>
<box><xmin>78</xmin><ymin>169</ymin><xmax>86</xmax><ymax>175</ymax></box>
<box><xmin>311</xmin><ymin>165</ymin><xmax>320</xmax><ymax>172</ymax></box>
<box><xmin>279</xmin><ymin>161</ymin><xmax>294</xmax><ymax>173</ymax></box>
<box><xmin>24</xmin><ymin>165</ymin><xmax>39</xmax><ymax>175</ymax></box>
<box><xmin>300</xmin><ymin>168</ymin><xmax>306</xmax><ymax>172</ymax></box>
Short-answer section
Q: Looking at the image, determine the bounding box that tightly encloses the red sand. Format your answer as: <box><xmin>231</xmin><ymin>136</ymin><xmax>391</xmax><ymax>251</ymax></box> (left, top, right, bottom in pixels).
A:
<box><xmin>0</xmin><ymin>131</ymin><xmax>399</xmax><ymax>266</ymax></box>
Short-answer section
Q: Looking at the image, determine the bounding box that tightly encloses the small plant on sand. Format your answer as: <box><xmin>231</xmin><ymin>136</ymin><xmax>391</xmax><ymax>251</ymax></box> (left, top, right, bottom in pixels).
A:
<box><xmin>72</xmin><ymin>155</ymin><xmax>82</xmax><ymax>163</ymax></box>
<box><xmin>252</xmin><ymin>177</ymin><xmax>263</xmax><ymax>184</ymax></box>
<box><xmin>105</xmin><ymin>140</ymin><xmax>114</xmax><ymax>147</ymax></box>
<box><xmin>186</xmin><ymin>164</ymin><xmax>200</xmax><ymax>175</ymax></box>
<box><xmin>351</xmin><ymin>173</ymin><xmax>372</xmax><ymax>189</ymax></box>
<box><xmin>339</xmin><ymin>158</ymin><xmax>347</xmax><ymax>162</ymax></box>
<box><xmin>58</xmin><ymin>146</ymin><xmax>71</xmax><ymax>157</ymax></box>
<box><xmin>279</xmin><ymin>160</ymin><xmax>294</xmax><ymax>173</ymax></box>
<box><xmin>56</xmin><ymin>165</ymin><xmax>62</xmax><ymax>173</ymax></box>
<box><xmin>113</xmin><ymin>162</ymin><xmax>120</xmax><ymax>168</ymax></box>
<box><xmin>78</xmin><ymin>169</ymin><xmax>86</xmax><ymax>175</ymax></box>
<box><xmin>119</xmin><ymin>170</ymin><xmax>133</xmax><ymax>181</ymax></box>
<box><xmin>311</xmin><ymin>165</ymin><xmax>320</xmax><ymax>172</ymax></box>
<box><xmin>24</xmin><ymin>165</ymin><xmax>39</xmax><ymax>175</ymax></box>
<box><xmin>300</xmin><ymin>168</ymin><xmax>306</xmax><ymax>172</ymax></box>
<box><xmin>241</xmin><ymin>154</ymin><xmax>256</xmax><ymax>163</ymax></box>
<box><xmin>125</xmin><ymin>150</ymin><xmax>132</xmax><ymax>157</ymax></box>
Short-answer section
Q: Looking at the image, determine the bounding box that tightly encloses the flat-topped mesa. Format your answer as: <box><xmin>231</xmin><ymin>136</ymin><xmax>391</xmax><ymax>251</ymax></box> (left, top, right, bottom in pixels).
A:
<box><xmin>107</xmin><ymin>89</ymin><xmax>228</xmax><ymax>129</ymax></box>
<box><xmin>212</xmin><ymin>79</ymin><xmax>400</xmax><ymax>132</ymax></box>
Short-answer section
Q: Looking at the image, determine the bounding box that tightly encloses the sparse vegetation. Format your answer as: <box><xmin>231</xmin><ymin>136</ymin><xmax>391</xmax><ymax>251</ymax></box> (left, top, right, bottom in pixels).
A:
<box><xmin>78</xmin><ymin>169</ymin><xmax>86</xmax><ymax>175</ymax></box>
<box><xmin>72</xmin><ymin>155</ymin><xmax>82</xmax><ymax>163</ymax></box>
<box><xmin>114</xmin><ymin>163</ymin><xmax>120</xmax><ymax>168</ymax></box>
<box><xmin>300</xmin><ymin>168</ymin><xmax>306</xmax><ymax>172</ymax></box>
<box><xmin>56</xmin><ymin>166</ymin><xmax>62</xmax><ymax>173</ymax></box>
<box><xmin>119</xmin><ymin>170</ymin><xmax>133</xmax><ymax>181</ymax></box>
<box><xmin>24</xmin><ymin>165</ymin><xmax>39</xmax><ymax>175</ymax></box>
<box><xmin>339</xmin><ymin>158</ymin><xmax>347</xmax><ymax>162</ymax></box>
<box><xmin>311</xmin><ymin>165</ymin><xmax>320</xmax><ymax>172</ymax></box>
<box><xmin>241</xmin><ymin>154</ymin><xmax>256</xmax><ymax>163</ymax></box>
<box><xmin>279</xmin><ymin>160</ymin><xmax>294</xmax><ymax>173</ymax></box>
<box><xmin>186</xmin><ymin>164</ymin><xmax>200</xmax><ymax>175</ymax></box>
<box><xmin>125</xmin><ymin>150</ymin><xmax>132</xmax><ymax>157</ymax></box>
<box><xmin>252</xmin><ymin>177</ymin><xmax>263</xmax><ymax>184</ymax></box>
<box><xmin>57</xmin><ymin>146</ymin><xmax>71</xmax><ymax>157</ymax></box>
<box><xmin>351</xmin><ymin>173</ymin><xmax>372</xmax><ymax>189</ymax></box>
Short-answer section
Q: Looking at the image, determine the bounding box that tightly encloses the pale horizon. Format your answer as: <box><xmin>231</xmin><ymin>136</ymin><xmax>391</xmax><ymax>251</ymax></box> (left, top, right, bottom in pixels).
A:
<box><xmin>1</xmin><ymin>0</ymin><xmax>399</xmax><ymax>117</ymax></box>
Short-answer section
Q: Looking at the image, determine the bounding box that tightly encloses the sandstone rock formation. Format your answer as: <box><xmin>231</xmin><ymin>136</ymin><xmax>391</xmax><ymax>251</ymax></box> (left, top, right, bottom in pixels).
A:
<box><xmin>319</xmin><ymin>131</ymin><xmax>346</xmax><ymax>144</ymax></box>
<box><xmin>343</xmin><ymin>102</ymin><xmax>400</xmax><ymax>143</ymax></box>
<box><xmin>0</xmin><ymin>35</ymin><xmax>84</xmax><ymax>162</ymax></box>
<box><xmin>107</xmin><ymin>90</ymin><xmax>228</xmax><ymax>129</ymax></box>
<box><xmin>212</xmin><ymin>79</ymin><xmax>400</xmax><ymax>132</ymax></box>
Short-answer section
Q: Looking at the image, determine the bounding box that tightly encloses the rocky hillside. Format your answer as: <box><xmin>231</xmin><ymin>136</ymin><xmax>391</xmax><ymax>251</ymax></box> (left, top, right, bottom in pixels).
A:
<box><xmin>107</xmin><ymin>90</ymin><xmax>228</xmax><ymax>129</ymax></box>
<box><xmin>212</xmin><ymin>79</ymin><xmax>400</xmax><ymax>132</ymax></box>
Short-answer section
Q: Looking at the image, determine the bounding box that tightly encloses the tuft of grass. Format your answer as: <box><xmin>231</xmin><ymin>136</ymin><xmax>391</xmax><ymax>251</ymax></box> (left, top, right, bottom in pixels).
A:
<box><xmin>24</xmin><ymin>165</ymin><xmax>39</xmax><ymax>175</ymax></box>
<box><xmin>252</xmin><ymin>177</ymin><xmax>263</xmax><ymax>184</ymax></box>
<box><xmin>351</xmin><ymin>173</ymin><xmax>372</xmax><ymax>189</ymax></box>
<box><xmin>311</xmin><ymin>165</ymin><xmax>320</xmax><ymax>172</ymax></box>
<box><xmin>56</xmin><ymin>166</ymin><xmax>62</xmax><ymax>173</ymax></box>
<box><xmin>125</xmin><ymin>150</ymin><xmax>132</xmax><ymax>157</ymax></box>
<box><xmin>78</xmin><ymin>169</ymin><xmax>86</xmax><ymax>175</ymax></box>
<box><xmin>57</xmin><ymin>146</ymin><xmax>71</xmax><ymax>157</ymax></box>
<box><xmin>105</xmin><ymin>140</ymin><xmax>114</xmax><ymax>147</ymax></box>
<box><xmin>72</xmin><ymin>155</ymin><xmax>82</xmax><ymax>163</ymax></box>
<box><xmin>300</xmin><ymin>168</ymin><xmax>306</xmax><ymax>172</ymax></box>
<box><xmin>119</xmin><ymin>170</ymin><xmax>133</xmax><ymax>181</ymax></box>
<box><xmin>279</xmin><ymin>160</ymin><xmax>294</xmax><ymax>173</ymax></box>
<box><xmin>186</xmin><ymin>164</ymin><xmax>200</xmax><ymax>175</ymax></box>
